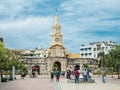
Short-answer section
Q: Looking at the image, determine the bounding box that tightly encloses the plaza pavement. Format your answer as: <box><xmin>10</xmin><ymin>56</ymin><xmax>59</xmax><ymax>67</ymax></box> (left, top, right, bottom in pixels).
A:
<box><xmin>57</xmin><ymin>76</ymin><xmax>120</xmax><ymax>90</ymax></box>
<box><xmin>0</xmin><ymin>75</ymin><xmax>54</xmax><ymax>90</ymax></box>
<box><xmin>0</xmin><ymin>75</ymin><xmax>120</xmax><ymax>90</ymax></box>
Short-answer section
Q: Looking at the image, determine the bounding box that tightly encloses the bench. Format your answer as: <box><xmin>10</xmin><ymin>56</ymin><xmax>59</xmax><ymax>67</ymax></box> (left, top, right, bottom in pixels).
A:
<box><xmin>67</xmin><ymin>78</ymin><xmax>95</xmax><ymax>83</ymax></box>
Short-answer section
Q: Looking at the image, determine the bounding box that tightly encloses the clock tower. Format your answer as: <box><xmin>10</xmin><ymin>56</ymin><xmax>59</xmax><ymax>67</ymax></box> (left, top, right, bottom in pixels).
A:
<box><xmin>50</xmin><ymin>9</ymin><xmax>62</xmax><ymax>46</ymax></box>
<box><xmin>47</xmin><ymin>9</ymin><xmax>68</xmax><ymax>72</ymax></box>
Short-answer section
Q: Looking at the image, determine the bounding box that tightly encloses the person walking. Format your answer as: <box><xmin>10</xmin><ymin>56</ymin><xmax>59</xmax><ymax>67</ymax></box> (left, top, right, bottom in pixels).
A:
<box><xmin>66</xmin><ymin>70</ymin><xmax>71</xmax><ymax>79</ymax></box>
<box><xmin>83</xmin><ymin>69</ymin><xmax>88</xmax><ymax>82</ymax></box>
<box><xmin>55</xmin><ymin>69</ymin><xmax>60</xmax><ymax>82</ymax></box>
<box><xmin>32</xmin><ymin>70</ymin><xmax>35</xmax><ymax>78</ymax></box>
<box><xmin>74</xmin><ymin>68</ymin><xmax>80</xmax><ymax>84</ymax></box>
<box><xmin>21</xmin><ymin>71</ymin><xmax>26</xmax><ymax>79</ymax></box>
<box><xmin>101</xmin><ymin>69</ymin><xmax>106</xmax><ymax>83</ymax></box>
<box><xmin>50</xmin><ymin>70</ymin><xmax>54</xmax><ymax>81</ymax></box>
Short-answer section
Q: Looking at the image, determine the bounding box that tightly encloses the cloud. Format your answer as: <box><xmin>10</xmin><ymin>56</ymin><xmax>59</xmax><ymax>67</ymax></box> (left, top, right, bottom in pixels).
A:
<box><xmin>0</xmin><ymin>16</ymin><xmax>53</xmax><ymax>49</ymax></box>
<box><xmin>0</xmin><ymin>0</ymin><xmax>28</xmax><ymax>20</ymax></box>
<box><xmin>0</xmin><ymin>16</ymin><xmax>52</xmax><ymax>30</ymax></box>
<box><xmin>0</xmin><ymin>0</ymin><xmax>56</xmax><ymax>21</ymax></box>
<box><xmin>0</xmin><ymin>0</ymin><xmax>120</xmax><ymax>53</ymax></box>
<box><xmin>60</xmin><ymin>0</ymin><xmax>120</xmax><ymax>17</ymax></box>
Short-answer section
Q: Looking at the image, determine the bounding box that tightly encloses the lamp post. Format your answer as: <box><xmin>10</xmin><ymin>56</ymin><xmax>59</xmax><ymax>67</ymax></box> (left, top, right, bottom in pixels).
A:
<box><xmin>12</xmin><ymin>66</ymin><xmax>15</xmax><ymax>80</ymax></box>
<box><xmin>80</xmin><ymin>63</ymin><xmax>83</xmax><ymax>72</ymax></box>
<box><xmin>101</xmin><ymin>59</ymin><xmax>104</xmax><ymax>68</ymax></box>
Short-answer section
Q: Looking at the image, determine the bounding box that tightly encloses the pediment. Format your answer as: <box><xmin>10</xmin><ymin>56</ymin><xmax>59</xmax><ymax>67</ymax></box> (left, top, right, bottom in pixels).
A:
<box><xmin>50</xmin><ymin>44</ymin><xmax>64</xmax><ymax>49</ymax></box>
<box><xmin>49</xmin><ymin>44</ymin><xmax>66</xmax><ymax>57</ymax></box>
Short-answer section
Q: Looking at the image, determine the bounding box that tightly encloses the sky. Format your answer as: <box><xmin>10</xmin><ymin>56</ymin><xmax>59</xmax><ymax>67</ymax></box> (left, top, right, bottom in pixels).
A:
<box><xmin>0</xmin><ymin>0</ymin><xmax>120</xmax><ymax>53</ymax></box>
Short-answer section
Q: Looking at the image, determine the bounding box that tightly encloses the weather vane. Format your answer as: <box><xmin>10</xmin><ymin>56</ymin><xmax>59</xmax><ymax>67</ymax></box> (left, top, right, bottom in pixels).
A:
<box><xmin>55</xmin><ymin>8</ymin><xmax>58</xmax><ymax>15</ymax></box>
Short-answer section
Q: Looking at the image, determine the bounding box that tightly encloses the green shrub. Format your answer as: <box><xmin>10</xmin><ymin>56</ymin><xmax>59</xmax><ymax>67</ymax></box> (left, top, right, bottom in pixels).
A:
<box><xmin>1</xmin><ymin>77</ymin><xmax>7</xmax><ymax>82</ymax></box>
<box><xmin>2</xmin><ymin>71</ymin><xmax>10</xmax><ymax>75</ymax></box>
<box><xmin>93</xmin><ymin>70</ymin><xmax>101</xmax><ymax>75</ymax></box>
<box><xmin>9</xmin><ymin>76</ymin><xmax>16</xmax><ymax>81</ymax></box>
<box><xmin>107</xmin><ymin>71</ymin><xmax>114</xmax><ymax>75</ymax></box>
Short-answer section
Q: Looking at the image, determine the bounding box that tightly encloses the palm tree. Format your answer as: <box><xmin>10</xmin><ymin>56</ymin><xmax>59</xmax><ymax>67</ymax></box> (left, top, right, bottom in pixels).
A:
<box><xmin>111</xmin><ymin>46</ymin><xmax>120</xmax><ymax>79</ymax></box>
<box><xmin>105</xmin><ymin>45</ymin><xmax>120</xmax><ymax>79</ymax></box>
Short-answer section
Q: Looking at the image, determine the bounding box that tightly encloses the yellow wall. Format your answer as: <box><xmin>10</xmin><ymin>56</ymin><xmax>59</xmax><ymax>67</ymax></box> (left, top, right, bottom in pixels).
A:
<box><xmin>67</xmin><ymin>53</ymin><xmax>80</xmax><ymax>58</ymax></box>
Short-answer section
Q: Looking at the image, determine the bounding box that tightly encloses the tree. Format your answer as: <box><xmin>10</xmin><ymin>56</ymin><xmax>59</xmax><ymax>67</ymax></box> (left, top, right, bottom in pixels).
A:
<box><xmin>0</xmin><ymin>42</ymin><xmax>26</xmax><ymax>79</ymax></box>
<box><xmin>0</xmin><ymin>42</ymin><xmax>8</xmax><ymax>78</ymax></box>
<box><xmin>83</xmin><ymin>63</ymin><xmax>89</xmax><ymax>69</ymax></box>
<box><xmin>105</xmin><ymin>45</ymin><xmax>120</xmax><ymax>79</ymax></box>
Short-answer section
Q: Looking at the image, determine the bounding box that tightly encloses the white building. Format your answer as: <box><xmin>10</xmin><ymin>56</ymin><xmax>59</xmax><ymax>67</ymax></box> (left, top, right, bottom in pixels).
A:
<box><xmin>80</xmin><ymin>41</ymin><xmax>116</xmax><ymax>59</ymax></box>
<box><xmin>22</xmin><ymin>47</ymin><xmax>48</xmax><ymax>74</ymax></box>
<box><xmin>24</xmin><ymin>47</ymin><xmax>47</xmax><ymax>58</ymax></box>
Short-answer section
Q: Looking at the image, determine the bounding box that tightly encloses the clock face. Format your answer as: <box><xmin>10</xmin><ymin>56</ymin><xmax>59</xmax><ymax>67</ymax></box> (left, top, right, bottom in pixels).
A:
<box><xmin>55</xmin><ymin>38</ymin><xmax>59</xmax><ymax>42</ymax></box>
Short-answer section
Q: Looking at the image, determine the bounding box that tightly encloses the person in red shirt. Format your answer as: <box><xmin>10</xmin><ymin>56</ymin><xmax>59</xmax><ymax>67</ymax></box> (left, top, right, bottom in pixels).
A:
<box><xmin>74</xmin><ymin>68</ymin><xmax>80</xmax><ymax>84</ymax></box>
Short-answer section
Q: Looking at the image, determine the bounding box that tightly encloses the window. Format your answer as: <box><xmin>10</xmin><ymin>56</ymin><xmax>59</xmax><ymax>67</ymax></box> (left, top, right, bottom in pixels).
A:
<box><xmin>102</xmin><ymin>47</ymin><xmax>104</xmax><ymax>51</ymax></box>
<box><xmin>88</xmin><ymin>48</ymin><xmax>91</xmax><ymax>50</ymax></box>
<box><xmin>80</xmin><ymin>49</ymin><xmax>83</xmax><ymax>51</ymax></box>
<box><xmin>89</xmin><ymin>53</ymin><xmax>92</xmax><ymax>55</ymax></box>
<box><xmin>94</xmin><ymin>48</ymin><xmax>96</xmax><ymax>51</ymax></box>
<box><xmin>81</xmin><ymin>54</ymin><xmax>84</xmax><ymax>56</ymax></box>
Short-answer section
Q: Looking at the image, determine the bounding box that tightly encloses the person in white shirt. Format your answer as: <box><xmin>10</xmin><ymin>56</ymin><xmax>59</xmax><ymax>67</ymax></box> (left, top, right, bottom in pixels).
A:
<box><xmin>83</xmin><ymin>69</ymin><xmax>88</xmax><ymax>82</ymax></box>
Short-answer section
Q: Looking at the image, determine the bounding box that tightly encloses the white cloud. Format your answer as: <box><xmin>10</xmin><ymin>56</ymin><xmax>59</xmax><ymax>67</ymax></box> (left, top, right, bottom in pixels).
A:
<box><xmin>0</xmin><ymin>16</ymin><xmax>53</xmax><ymax>32</ymax></box>
<box><xmin>0</xmin><ymin>0</ymin><xmax>120</xmax><ymax>53</ymax></box>
<box><xmin>0</xmin><ymin>0</ymin><xmax>48</xmax><ymax>20</ymax></box>
<box><xmin>0</xmin><ymin>16</ymin><xmax>53</xmax><ymax>49</ymax></box>
<box><xmin>60</xmin><ymin>0</ymin><xmax>120</xmax><ymax>17</ymax></box>
<box><xmin>0</xmin><ymin>0</ymin><xmax>28</xmax><ymax>19</ymax></box>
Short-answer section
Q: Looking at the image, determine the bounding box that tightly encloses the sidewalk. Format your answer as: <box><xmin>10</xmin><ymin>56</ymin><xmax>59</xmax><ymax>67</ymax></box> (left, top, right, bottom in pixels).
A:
<box><xmin>0</xmin><ymin>75</ymin><xmax>54</xmax><ymax>90</ymax></box>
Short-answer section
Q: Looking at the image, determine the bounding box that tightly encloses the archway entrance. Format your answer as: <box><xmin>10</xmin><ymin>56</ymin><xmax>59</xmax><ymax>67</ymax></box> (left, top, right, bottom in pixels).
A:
<box><xmin>32</xmin><ymin>65</ymin><xmax>40</xmax><ymax>75</ymax></box>
<box><xmin>53</xmin><ymin>61</ymin><xmax>61</xmax><ymax>71</ymax></box>
<box><xmin>74</xmin><ymin>64</ymin><xmax>80</xmax><ymax>70</ymax></box>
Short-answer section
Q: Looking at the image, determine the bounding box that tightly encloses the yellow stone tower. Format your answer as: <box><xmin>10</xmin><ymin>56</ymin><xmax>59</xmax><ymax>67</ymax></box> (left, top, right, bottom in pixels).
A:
<box><xmin>50</xmin><ymin>9</ymin><xmax>63</xmax><ymax>46</ymax></box>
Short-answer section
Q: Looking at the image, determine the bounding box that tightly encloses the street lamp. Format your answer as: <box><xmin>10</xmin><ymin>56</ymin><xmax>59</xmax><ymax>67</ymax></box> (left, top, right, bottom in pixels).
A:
<box><xmin>101</xmin><ymin>59</ymin><xmax>104</xmax><ymax>68</ymax></box>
